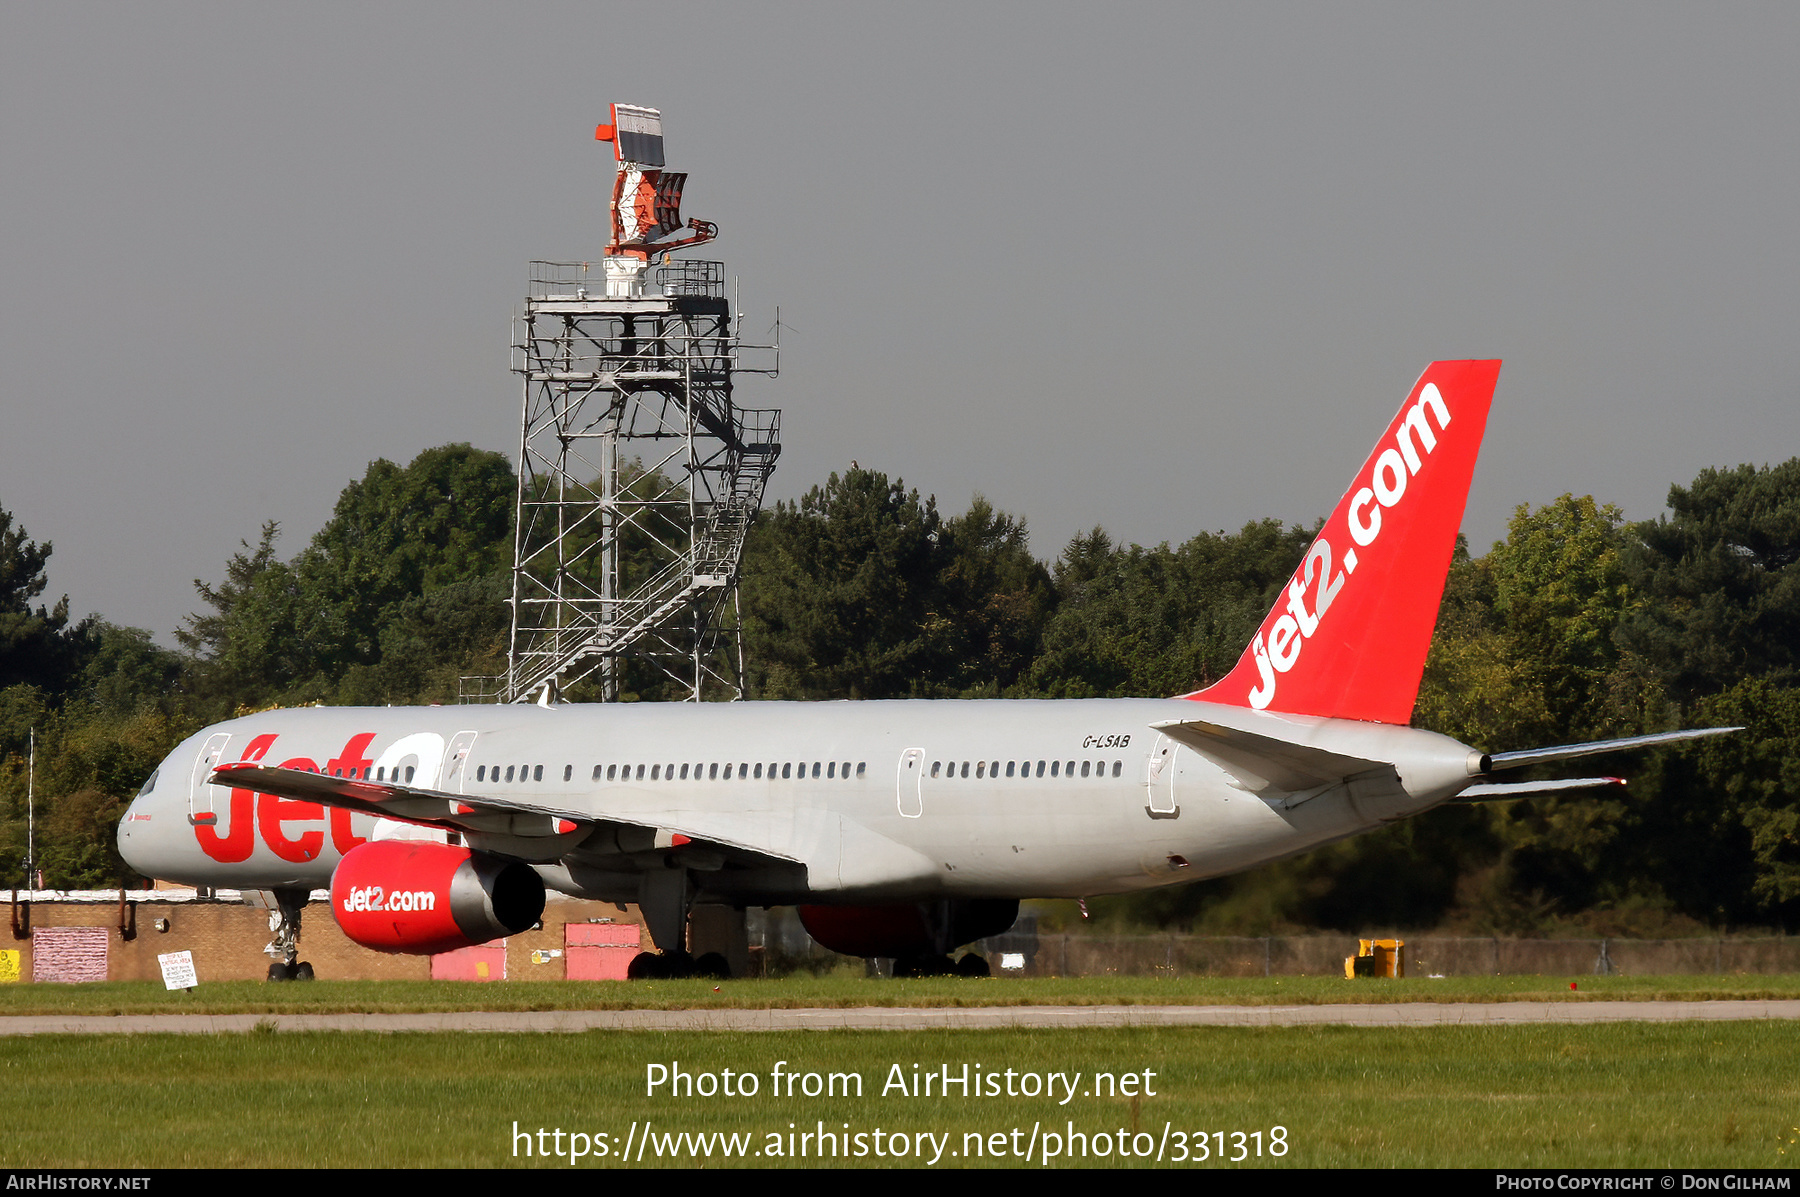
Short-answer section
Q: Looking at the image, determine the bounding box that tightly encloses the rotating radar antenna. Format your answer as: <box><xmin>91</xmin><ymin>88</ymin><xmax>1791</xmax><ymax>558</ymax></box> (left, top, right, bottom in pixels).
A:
<box><xmin>461</xmin><ymin>104</ymin><xmax>781</xmax><ymax>705</ymax></box>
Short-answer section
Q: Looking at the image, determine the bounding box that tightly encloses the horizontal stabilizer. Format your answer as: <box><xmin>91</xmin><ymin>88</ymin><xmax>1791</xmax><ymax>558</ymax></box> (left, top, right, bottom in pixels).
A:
<box><xmin>1483</xmin><ymin>727</ymin><xmax>1741</xmax><ymax>772</ymax></box>
<box><xmin>1451</xmin><ymin>776</ymin><xmax>1626</xmax><ymax>803</ymax></box>
<box><xmin>1150</xmin><ymin>717</ymin><xmax>1385</xmax><ymax>792</ymax></box>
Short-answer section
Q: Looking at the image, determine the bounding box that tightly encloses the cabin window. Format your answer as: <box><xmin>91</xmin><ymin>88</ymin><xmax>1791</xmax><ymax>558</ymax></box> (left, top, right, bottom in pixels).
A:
<box><xmin>505</xmin><ymin>766</ymin><xmax>515</xmax><ymax>782</ymax></box>
<box><xmin>633</xmin><ymin>764</ymin><xmax>643</xmax><ymax>780</ymax></box>
<box><xmin>1049</xmin><ymin>761</ymin><xmax>1058</xmax><ymax>777</ymax></box>
<box><xmin>782</xmin><ymin>763</ymin><xmax>791</xmax><ymax>779</ymax></box>
<box><xmin>1005</xmin><ymin>761</ymin><xmax>1015</xmax><ymax>777</ymax></box>
<box><xmin>754</xmin><ymin>763</ymin><xmax>763</xmax><ymax>779</ymax></box>
<box><xmin>931</xmin><ymin>761</ymin><xmax>941</xmax><ymax>778</ymax></box>
<box><xmin>680</xmin><ymin>764</ymin><xmax>690</xmax><ymax>780</ymax></box>
<box><xmin>1112</xmin><ymin>760</ymin><xmax>1122</xmax><ymax>777</ymax></box>
<box><xmin>739</xmin><ymin>763</ymin><xmax>749</xmax><ymax>779</ymax></box>
<box><xmin>533</xmin><ymin>765</ymin><xmax>544</xmax><ymax>782</ymax></box>
<box><xmin>475</xmin><ymin>766</ymin><xmax>485</xmax><ymax>782</ymax></box>
<box><xmin>856</xmin><ymin>762</ymin><xmax>866</xmax><ymax>778</ymax></box>
<box><xmin>1066</xmin><ymin>760</ymin><xmax>1076</xmax><ymax>776</ymax></box>
<box><xmin>405</xmin><ymin>766</ymin><xmax>415</xmax><ymax>782</ymax></box>
<box><xmin>960</xmin><ymin>761</ymin><xmax>970</xmax><ymax>779</ymax></box>
<box><xmin>842</xmin><ymin>761</ymin><xmax>851</xmax><ymax>778</ymax></box>
<box><xmin>1080</xmin><ymin>760</ymin><xmax>1091</xmax><ymax>778</ymax></box>
<box><xmin>652</xmin><ymin>765</ymin><xmax>661</xmax><ymax>780</ymax></box>
<box><xmin>812</xmin><ymin>762</ymin><xmax>821</xmax><ymax>778</ymax></box>
<box><xmin>707</xmin><ymin>763</ymin><xmax>717</xmax><ymax>780</ymax></box>
<box><xmin>563</xmin><ymin>765</ymin><xmax>572</xmax><ymax>782</ymax></box>
<box><xmin>976</xmin><ymin>761</ymin><xmax>986</xmax><ymax>779</ymax></box>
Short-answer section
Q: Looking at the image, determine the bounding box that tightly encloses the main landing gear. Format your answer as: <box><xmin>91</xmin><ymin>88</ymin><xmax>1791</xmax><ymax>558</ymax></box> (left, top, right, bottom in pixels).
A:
<box><xmin>893</xmin><ymin>952</ymin><xmax>991</xmax><ymax>978</ymax></box>
<box><xmin>626</xmin><ymin>867</ymin><xmax>743</xmax><ymax>979</ymax></box>
<box><xmin>625</xmin><ymin>951</ymin><xmax>731</xmax><ymax>980</ymax></box>
<box><xmin>262</xmin><ymin>888</ymin><xmax>316</xmax><ymax>982</ymax></box>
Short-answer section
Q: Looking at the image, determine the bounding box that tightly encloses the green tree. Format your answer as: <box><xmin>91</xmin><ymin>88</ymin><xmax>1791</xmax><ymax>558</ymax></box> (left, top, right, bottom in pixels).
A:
<box><xmin>933</xmin><ymin>497</ymin><xmax>1055</xmax><ymax>695</ymax></box>
<box><xmin>182</xmin><ymin>445</ymin><xmax>517</xmax><ymax>711</ymax></box>
<box><xmin>296</xmin><ymin>444</ymin><xmax>515</xmax><ymax>678</ymax></box>
<box><xmin>1614</xmin><ymin>679</ymin><xmax>1800</xmax><ymax>929</ymax></box>
<box><xmin>178</xmin><ymin>522</ymin><xmax>308</xmax><ymax>713</ymax></box>
<box><xmin>742</xmin><ymin>469</ymin><xmax>952</xmax><ymax>699</ymax></box>
<box><xmin>0</xmin><ymin>504</ymin><xmax>88</xmax><ymax>696</ymax></box>
<box><xmin>1618</xmin><ymin>460</ymin><xmax>1800</xmax><ymax>707</ymax></box>
<box><xmin>1027</xmin><ymin>520</ymin><xmax>1313</xmax><ymax>698</ymax></box>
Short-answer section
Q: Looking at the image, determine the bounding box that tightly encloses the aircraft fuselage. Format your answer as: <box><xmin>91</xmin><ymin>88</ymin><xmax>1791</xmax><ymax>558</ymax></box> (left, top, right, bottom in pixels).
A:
<box><xmin>119</xmin><ymin>698</ymin><xmax>1479</xmax><ymax>907</ymax></box>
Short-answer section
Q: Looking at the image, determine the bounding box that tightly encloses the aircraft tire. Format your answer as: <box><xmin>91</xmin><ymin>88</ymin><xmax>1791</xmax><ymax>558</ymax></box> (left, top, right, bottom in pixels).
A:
<box><xmin>626</xmin><ymin>951</ymin><xmax>666</xmax><ymax>980</ymax></box>
<box><xmin>267</xmin><ymin>962</ymin><xmax>294</xmax><ymax>982</ymax></box>
<box><xmin>954</xmin><ymin>953</ymin><xmax>991</xmax><ymax>978</ymax></box>
<box><xmin>895</xmin><ymin>955</ymin><xmax>955</xmax><ymax>979</ymax></box>
<box><xmin>694</xmin><ymin>952</ymin><xmax>730</xmax><ymax>980</ymax></box>
<box><xmin>293</xmin><ymin>961</ymin><xmax>315</xmax><ymax>982</ymax></box>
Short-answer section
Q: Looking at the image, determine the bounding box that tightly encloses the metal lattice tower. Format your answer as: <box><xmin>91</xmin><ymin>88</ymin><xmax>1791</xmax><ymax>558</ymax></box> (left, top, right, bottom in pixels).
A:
<box><xmin>460</xmin><ymin>105</ymin><xmax>780</xmax><ymax>704</ymax></box>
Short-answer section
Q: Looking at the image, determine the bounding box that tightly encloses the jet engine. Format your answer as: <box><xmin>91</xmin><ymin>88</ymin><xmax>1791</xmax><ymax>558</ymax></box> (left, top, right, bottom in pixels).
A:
<box><xmin>798</xmin><ymin>899</ymin><xmax>1018</xmax><ymax>960</ymax></box>
<box><xmin>329</xmin><ymin>840</ymin><xmax>545</xmax><ymax>955</ymax></box>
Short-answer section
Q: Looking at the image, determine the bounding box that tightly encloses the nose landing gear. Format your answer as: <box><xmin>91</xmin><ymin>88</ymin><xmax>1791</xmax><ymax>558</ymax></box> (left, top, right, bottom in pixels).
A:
<box><xmin>257</xmin><ymin>888</ymin><xmax>316</xmax><ymax>982</ymax></box>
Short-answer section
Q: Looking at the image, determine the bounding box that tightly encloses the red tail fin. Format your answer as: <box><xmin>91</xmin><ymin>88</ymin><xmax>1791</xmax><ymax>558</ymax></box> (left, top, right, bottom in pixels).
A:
<box><xmin>1187</xmin><ymin>360</ymin><xmax>1500</xmax><ymax>724</ymax></box>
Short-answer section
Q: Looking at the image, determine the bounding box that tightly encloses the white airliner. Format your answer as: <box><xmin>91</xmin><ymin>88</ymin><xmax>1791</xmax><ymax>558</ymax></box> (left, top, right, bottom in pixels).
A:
<box><xmin>116</xmin><ymin>361</ymin><xmax>1733</xmax><ymax>979</ymax></box>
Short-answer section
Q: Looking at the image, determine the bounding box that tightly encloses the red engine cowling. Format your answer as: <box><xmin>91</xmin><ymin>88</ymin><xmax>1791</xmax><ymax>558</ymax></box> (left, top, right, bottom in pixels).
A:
<box><xmin>330</xmin><ymin>840</ymin><xmax>546</xmax><ymax>955</ymax></box>
<box><xmin>798</xmin><ymin>899</ymin><xmax>1018</xmax><ymax>959</ymax></box>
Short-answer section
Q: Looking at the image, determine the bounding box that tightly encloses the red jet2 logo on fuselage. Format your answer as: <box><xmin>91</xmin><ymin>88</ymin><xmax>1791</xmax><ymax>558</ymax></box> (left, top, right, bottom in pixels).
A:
<box><xmin>194</xmin><ymin>732</ymin><xmax>381</xmax><ymax>864</ymax></box>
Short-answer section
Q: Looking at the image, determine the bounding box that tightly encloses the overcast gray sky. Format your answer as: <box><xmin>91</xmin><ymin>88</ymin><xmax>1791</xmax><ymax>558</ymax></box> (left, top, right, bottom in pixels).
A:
<box><xmin>3</xmin><ymin>3</ymin><xmax>1796</xmax><ymax>644</ymax></box>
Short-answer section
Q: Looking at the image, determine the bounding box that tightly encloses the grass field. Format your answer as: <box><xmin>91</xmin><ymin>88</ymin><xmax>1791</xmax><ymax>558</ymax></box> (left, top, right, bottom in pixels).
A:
<box><xmin>1</xmin><ymin>1022</ymin><xmax>1794</xmax><ymax>1168</ymax></box>
<box><xmin>0</xmin><ymin>972</ymin><xmax>1797</xmax><ymax>1016</ymax></box>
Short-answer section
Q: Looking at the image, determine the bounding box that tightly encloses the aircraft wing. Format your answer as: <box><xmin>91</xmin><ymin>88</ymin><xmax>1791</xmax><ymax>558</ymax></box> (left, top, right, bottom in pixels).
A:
<box><xmin>1148</xmin><ymin>717</ymin><xmax>1387</xmax><ymax>791</ymax></box>
<box><xmin>209</xmin><ymin>762</ymin><xmax>796</xmax><ymax>864</ymax></box>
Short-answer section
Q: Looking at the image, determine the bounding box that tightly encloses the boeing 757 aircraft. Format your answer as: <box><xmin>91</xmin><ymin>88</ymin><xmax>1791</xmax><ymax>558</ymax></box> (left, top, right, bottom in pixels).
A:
<box><xmin>116</xmin><ymin>361</ymin><xmax>1734</xmax><ymax>979</ymax></box>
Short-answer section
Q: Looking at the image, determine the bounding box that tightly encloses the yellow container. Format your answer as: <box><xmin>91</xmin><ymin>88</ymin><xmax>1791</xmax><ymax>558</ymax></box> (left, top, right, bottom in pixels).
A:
<box><xmin>1343</xmin><ymin>938</ymin><xmax>1405</xmax><ymax>978</ymax></box>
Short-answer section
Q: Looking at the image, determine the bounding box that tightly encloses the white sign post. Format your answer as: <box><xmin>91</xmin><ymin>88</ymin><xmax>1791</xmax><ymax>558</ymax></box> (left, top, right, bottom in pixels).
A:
<box><xmin>157</xmin><ymin>950</ymin><xmax>198</xmax><ymax>991</ymax></box>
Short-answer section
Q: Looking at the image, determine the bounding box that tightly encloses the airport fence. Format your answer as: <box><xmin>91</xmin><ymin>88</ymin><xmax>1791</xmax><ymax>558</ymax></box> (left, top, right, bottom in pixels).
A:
<box><xmin>747</xmin><ymin>911</ymin><xmax>1800</xmax><ymax>976</ymax></box>
<box><xmin>979</xmin><ymin>934</ymin><xmax>1800</xmax><ymax>978</ymax></box>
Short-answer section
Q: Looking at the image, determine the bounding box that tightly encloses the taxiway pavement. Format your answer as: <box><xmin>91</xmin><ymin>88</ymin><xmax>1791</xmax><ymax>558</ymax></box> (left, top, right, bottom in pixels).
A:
<box><xmin>1</xmin><ymin>1000</ymin><xmax>1797</xmax><ymax>1034</ymax></box>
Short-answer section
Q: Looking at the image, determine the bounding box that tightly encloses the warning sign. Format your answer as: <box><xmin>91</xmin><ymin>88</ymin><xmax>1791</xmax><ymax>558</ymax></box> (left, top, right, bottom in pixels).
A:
<box><xmin>157</xmin><ymin>950</ymin><xmax>198</xmax><ymax>991</ymax></box>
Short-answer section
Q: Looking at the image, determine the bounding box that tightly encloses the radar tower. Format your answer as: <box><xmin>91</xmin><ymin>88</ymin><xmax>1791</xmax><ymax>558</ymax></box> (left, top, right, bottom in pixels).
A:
<box><xmin>462</xmin><ymin>104</ymin><xmax>780</xmax><ymax>704</ymax></box>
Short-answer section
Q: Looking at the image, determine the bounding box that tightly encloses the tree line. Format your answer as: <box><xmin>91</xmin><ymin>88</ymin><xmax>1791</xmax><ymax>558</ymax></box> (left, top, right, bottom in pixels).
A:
<box><xmin>1</xmin><ymin>444</ymin><xmax>1795</xmax><ymax>936</ymax></box>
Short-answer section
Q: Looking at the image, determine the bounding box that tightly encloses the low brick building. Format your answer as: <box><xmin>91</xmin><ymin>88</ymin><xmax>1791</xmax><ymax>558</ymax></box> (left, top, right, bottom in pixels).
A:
<box><xmin>3</xmin><ymin>889</ymin><xmax>654</xmax><ymax>983</ymax></box>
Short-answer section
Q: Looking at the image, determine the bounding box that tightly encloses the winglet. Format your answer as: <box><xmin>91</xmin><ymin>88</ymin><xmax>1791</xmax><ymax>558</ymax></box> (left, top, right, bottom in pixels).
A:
<box><xmin>1186</xmin><ymin>360</ymin><xmax>1500</xmax><ymax>724</ymax></box>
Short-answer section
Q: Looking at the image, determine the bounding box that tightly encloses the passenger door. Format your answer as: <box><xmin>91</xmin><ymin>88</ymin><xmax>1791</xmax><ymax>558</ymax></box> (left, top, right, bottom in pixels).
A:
<box><xmin>896</xmin><ymin>748</ymin><xmax>924</xmax><ymax>818</ymax></box>
<box><xmin>1145</xmin><ymin>734</ymin><xmax>1180</xmax><ymax>818</ymax></box>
